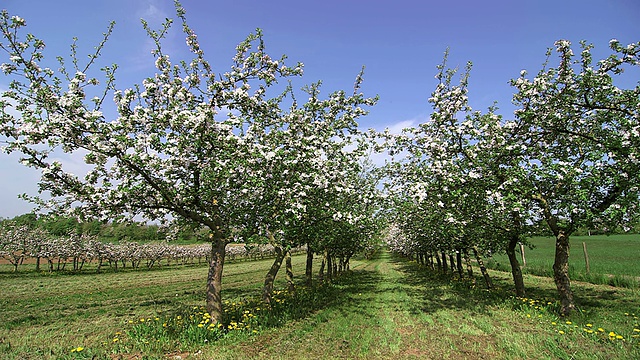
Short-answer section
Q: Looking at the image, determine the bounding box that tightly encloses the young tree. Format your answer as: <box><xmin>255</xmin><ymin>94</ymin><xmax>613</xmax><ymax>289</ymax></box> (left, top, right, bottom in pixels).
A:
<box><xmin>213</xmin><ymin>70</ymin><xmax>378</xmax><ymax>303</ymax></box>
<box><xmin>509</xmin><ymin>39</ymin><xmax>640</xmax><ymax>314</ymax></box>
<box><xmin>384</xmin><ymin>54</ymin><xmax>532</xmax><ymax>295</ymax></box>
<box><xmin>0</xmin><ymin>6</ymin><xmax>303</xmax><ymax>322</ymax></box>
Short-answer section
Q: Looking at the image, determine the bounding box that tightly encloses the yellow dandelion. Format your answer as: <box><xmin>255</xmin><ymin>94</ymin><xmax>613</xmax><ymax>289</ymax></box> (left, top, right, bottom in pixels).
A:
<box><xmin>565</xmin><ymin>321</ymin><xmax>572</xmax><ymax>325</ymax></box>
<box><xmin>609</xmin><ymin>331</ymin><xmax>616</xmax><ymax>337</ymax></box>
<box><xmin>598</xmin><ymin>328</ymin><xmax>605</xmax><ymax>332</ymax></box>
<box><xmin>558</xmin><ymin>330</ymin><xmax>565</xmax><ymax>334</ymax></box>
<box><xmin>197</xmin><ymin>323</ymin><xmax>204</xmax><ymax>328</ymax></box>
<box><xmin>586</xmin><ymin>324</ymin><xmax>592</xmax><ymax>327</ymax></box>
<box><xmin>616</xmin><ymin>335</ymin><xmax>623</xmax><ymax>340</ymax></box>
<box><xmin>551</xmin><ymin>322</ymin><xmax>557</xmax><ymax>325</ymax></box>
<box><xmin>526</xmin><ymin>314</ymin><xmax>531</xmax><ymax>318</ymax></box>
<box><xmin>633</xmin><ymin>328</ymin><xmax>640</xmax><ymax>332</ymax></box>
<box><xmin>113</xmin><ymin>338</ymin><xmax>119</xmax><ymax>343</ymax></box>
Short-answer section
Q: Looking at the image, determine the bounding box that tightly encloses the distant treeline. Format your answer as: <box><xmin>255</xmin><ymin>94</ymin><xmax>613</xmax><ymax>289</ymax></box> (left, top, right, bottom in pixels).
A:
<box><xmin>0</xmin><ymin>213</ymin><xmax>204</xmax><ymax>243</ymax></box>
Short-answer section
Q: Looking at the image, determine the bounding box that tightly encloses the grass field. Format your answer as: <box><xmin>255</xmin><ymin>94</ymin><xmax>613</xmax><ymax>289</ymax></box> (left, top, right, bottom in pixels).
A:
<box><xmin>1</xmin><ymin>250</ymin><xmax>639</xmax><ymax>359</ymax></box>
<box><xmin>486</xmin><ymin>233</ymin><xmax>640</xmax><ymax>288</ymax></box>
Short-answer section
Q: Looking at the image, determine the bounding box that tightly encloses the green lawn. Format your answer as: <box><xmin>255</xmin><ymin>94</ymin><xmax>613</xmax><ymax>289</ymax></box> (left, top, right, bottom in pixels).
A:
<box><xmin>1</xmin><ymin>250</ymin><xmax>639</xmax><ymax>359</ymax></box>
<box><xmin>486</xmin><ymin>234</ymin><xmax>640</xmax><ymax>287</ymax></box>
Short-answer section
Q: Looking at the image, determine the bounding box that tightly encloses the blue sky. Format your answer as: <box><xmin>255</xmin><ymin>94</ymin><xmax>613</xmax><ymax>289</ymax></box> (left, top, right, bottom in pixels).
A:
<box><xmin>1</xmin><ymin>0</ymin><xmax>638</xmax><ymax>218</ymax></box>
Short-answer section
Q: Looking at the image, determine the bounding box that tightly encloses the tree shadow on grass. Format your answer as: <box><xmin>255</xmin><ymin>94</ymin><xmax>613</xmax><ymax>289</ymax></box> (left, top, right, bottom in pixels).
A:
<box><xmin>386</xmin><ymin>252</ymin><xmax>640</xmax><ymax>321</ymax></box>
<box><xmin>386</xmin><ymin>253</ymin><xmax>548</xmax><ymax>315</ymax></box>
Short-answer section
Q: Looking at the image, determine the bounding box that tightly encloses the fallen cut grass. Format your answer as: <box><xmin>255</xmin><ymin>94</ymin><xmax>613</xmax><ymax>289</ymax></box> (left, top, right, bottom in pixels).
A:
<box><xmin>1</xmin><ymin>250</ymin><xmax>639</xmax><ymax>359</ymax></box>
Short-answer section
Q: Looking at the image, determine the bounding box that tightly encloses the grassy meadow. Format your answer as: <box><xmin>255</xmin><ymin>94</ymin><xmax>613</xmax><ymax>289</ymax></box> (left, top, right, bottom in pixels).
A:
<box><xmin>1</xmin><ymin>250</ymin><xmax>639</xmax><ymax>359</ymax></box>
<box><xmin>486</xmin><ymin>233</ymin><xmax>640</xmax><ymax>288</ymax></box>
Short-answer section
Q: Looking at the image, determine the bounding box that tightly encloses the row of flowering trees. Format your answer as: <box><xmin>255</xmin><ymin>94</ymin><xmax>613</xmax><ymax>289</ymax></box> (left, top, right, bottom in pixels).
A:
<box><xmin>384</xmin><ymin>40</ymin><xmax>639</xmax><ymax>315</ymax></box>
<box><xmin>0</xmin><ymin>3</ymin><xmax>383</xmax><ymax>323</ymax></box>
<box><xmin>0</xmin><ymin>221</ymin><xmax>301</xmax><ymax>272</ymax></box>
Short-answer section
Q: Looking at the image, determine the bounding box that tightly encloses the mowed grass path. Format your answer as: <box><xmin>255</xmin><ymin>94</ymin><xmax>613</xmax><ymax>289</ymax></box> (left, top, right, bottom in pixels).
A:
<box><xmin>1</xmin><ymin>251</ymin><xmax>639</xmax><ymax>359</ymax></box>
<box><xmin>208</xmin><ymin>252</ymin><xmax>639</xmax><ymax>359</ymax></box>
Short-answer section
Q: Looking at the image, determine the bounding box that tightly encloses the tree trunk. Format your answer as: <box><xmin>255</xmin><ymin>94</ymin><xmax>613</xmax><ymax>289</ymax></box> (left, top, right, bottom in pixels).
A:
<box><xmin>435</xmin><ymin>252</ymin><xmax>442</xmax><ymax>271</ymax></box>
<box><xmin>553</xmin><ymin>231</ymin><xmax>575</xmax><ymax>315</ymax></box>
<box><xmin>326</xmin><ymin>251</ymin><xmax>333</xmax><ymax>281</ymax></box>
<box><xmin>456</xmin><ymin>251</ymin><xmax>463</xmax><ymax>279</ymax></box>
<box><xmin>449</xmin><ymin>254</ymin><xmax>455</xmax><ymax>273</ymax></box>
<box><xmin>262</xmin><ymin>245</ymin><xmax>285</xmax><ymax>305</ymax></box>
<box><xmin>344</xmin><ymin>253</ymin><xmax>352</xmax><ymax>271</ymax></box>
<box><xmin>318</xmin><ymin>257</ymin><xmax>325</xmax><ymax>282</ymax></box>
<box><xmin>305</xmin><ymin>244</ymin><xmax>314</xmax><ymax>286</ymax></box>
<box><xmin>463</xmin><ymin>249</ymin><xmax>475</xmax><ymax>285</ymax></box>
<box><xmin>441</xmin><ymin>252</ymin><xmax>447</xmax><ymax>273</ymax></box>
<box><xmin>473</xmin><ymin>246</ymin><xmax>493</xmax><ymax>289</ymax></box>
<box><xmin>206</xmin><ymin>229</ymin><xmax>226</xmax><ymax>324</ymax></box>
<box><xmin>332</xmin><ymin>255</ymin><xmax>338</xmax><ymax>277</ymax></box>
<box><xmin>285</xmin><ymin>250</ymin><xmax>294</xmax><ymax>293</ymax></box>
<box><xmin>506</xmin><ymin>235</ymin><xmax>525</xmax><ymax>297</ymax></box>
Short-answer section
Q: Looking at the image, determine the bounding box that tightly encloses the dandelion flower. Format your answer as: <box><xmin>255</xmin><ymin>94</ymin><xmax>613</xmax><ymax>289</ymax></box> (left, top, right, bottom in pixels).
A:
<box><xmin>558</xmin><ymin>330</ymin><xmax>565</xmax><ymax>334</ymax></box>
<box><xmin>586</xmin><ymin>324</ymin><xmax>592</xmax><ymax>327</ymax></box>
<box><xmin>565</xmin><ymin>321</ymin><xmax>572</xmax><ymax>325</ymax></box>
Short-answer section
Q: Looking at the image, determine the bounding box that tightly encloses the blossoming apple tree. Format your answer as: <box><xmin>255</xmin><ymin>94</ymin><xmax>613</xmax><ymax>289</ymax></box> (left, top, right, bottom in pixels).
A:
<box><xmin>384</xmin><ymin>53</ymin><xmax>534</xmax><ymax>294</ymax></box>
<box><xmin>508</xmin><ymin>39</ymin><xmax>640</xmax><ymax>314</ymax></box>
<box><xmin>0</xmin><ymin>4</ymin><xmax>378</xmax><ymax>322</ymax></box>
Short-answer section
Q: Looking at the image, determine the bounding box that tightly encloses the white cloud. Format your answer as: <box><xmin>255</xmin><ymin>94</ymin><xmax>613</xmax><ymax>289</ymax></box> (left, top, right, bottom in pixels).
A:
<box><xmin>125</xmin><ymin>0</ymin><xmax>181</xmax><ymax>71</ymax></box>
<box><xmin>138</xmin><ymin>0</ymin><xmax>170</xmax><ymax>28</ymax></box>
<box><xmin>383</xmin><ymin>118</ymin><xmax>418</xmax><ymax>134</ymax></box>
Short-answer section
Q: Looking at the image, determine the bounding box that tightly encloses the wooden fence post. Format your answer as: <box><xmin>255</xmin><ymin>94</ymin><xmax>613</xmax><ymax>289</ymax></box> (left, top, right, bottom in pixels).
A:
<box><xmin>582</xmin><ymin>242</ymin><xmax>590</xmax><ymax>274</ymax></box>
<box><xmin>519</xmin><ymin>243</ymin><xmax>526</xmax><ymax>267</ymax></box>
